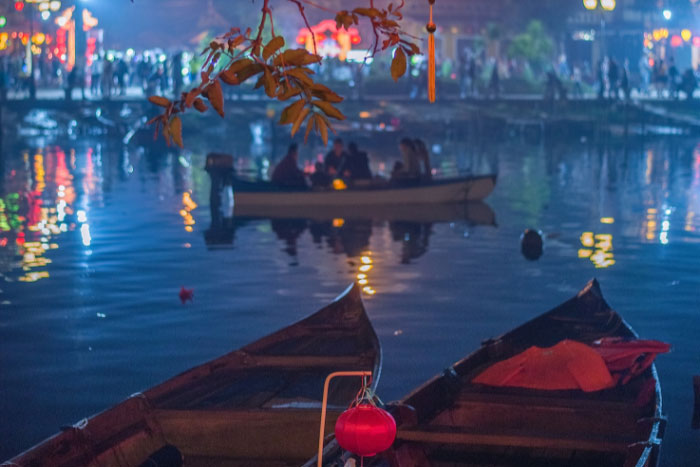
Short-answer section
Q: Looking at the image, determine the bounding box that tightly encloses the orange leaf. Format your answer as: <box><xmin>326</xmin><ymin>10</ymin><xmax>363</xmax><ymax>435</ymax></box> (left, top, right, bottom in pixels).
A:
<box><xmin>206</xmin><ymin>80</ymin><xmax>225</xmax><ymax>117</ymax></box>
<box><xmin>169</xmin><ymin>116</ymin><xmax>184</xmax><ymax>148</ymax></box>
<box><xmin>148</xmin><ymin>96</ymin><xmax>171</xmax><ymax>108</ymax></box>
<box><xmin>391</xmin><ymin>47</ymin><xmax>407</xmax><ymax>82</ymax></box>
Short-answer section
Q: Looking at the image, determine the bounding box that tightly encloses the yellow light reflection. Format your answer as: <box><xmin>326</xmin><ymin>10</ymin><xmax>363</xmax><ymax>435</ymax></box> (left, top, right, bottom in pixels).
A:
<box><xmin>580</xmin><ymin>232</ymin><xmax>595</xmax><ymax>248</ymax></box>
<box><xmin>359</xmin><ymin>264</ymin><xmax>372</xmax><ymax>272</ymax></box>
<box><xmin>600</xmin><ymin>217</ymin><xmax>614</xmax><ymax>224</ymax></box>
<box><xmin>360</xmin><ymin>255</ymin><xmax>372</xmax><ymax>265</ymax></box>
<box><xmin>180</xmin><ymin>191</ymin><xmax>197</xmax><ymax>232</ymax></box>
<box><xmin>580</xmin><ymin>232</ymin><xmax>615</xmax><ymax>268</ymax></box>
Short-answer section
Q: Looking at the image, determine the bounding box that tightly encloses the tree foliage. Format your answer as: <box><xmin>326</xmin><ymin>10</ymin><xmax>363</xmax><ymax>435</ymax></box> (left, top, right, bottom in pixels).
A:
<box><xmin>507</xmin><ymin>20</ymin><xmax>554</xmax><ymax>74</ymax></box>
<box><xmin>147</xmin><ymin>0</ymin><xmax>421</xmax><ymax>148</ymax></box>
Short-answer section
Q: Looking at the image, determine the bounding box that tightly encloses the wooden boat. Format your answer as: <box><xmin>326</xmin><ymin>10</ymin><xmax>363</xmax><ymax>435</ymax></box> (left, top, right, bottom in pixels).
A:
<box><xmin>308</xmin><ymin>279</ymin><xmax>665</xmax><ymax>467</ymax></box>
<box><xmin>229</xmin><ymin>175</ymin><xmax>497</xmax><ymax>207</ymax></box>
<box><xmin>232</xmin><ymin>201</ymin><xmax>497</xmax><ymax>226</ymax></box>
<box><xmin>4</xmin><ymin>285</ymin><xmax>381</xmax><ymax>467</ymax></box>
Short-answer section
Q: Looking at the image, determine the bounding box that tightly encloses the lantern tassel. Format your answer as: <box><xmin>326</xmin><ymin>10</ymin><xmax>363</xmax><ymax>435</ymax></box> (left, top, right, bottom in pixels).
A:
<box><xmin>427</xmin><ymin>1</ymin><xmax>436</xmax><ymax>103</ymax></box>
<box><xmin>428</xmin><ymin>31</ymin><xmax>435</xmax><ymax>103</ymax></box>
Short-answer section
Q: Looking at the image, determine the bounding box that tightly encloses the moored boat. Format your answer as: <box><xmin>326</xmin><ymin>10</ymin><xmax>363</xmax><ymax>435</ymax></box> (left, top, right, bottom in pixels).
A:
<box><xmin>308</xmin><ymin>279</ymin><xmax>666</xmax><ymax>467</ymax></box>
<box><xmin>4</xmin><ymin>285</ymin><xmax>380</xmax><ymax>467</ymax></box>
<box><xmin>229</xmin><ymin>175</ymin><xmax>497</xmax><ymax>207</ymax></box>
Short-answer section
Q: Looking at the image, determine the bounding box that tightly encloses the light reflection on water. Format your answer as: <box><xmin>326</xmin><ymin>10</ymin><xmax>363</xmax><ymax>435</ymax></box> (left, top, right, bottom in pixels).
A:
<box><xmin>0</xmin><ymin>136</ymin><xmax>699</xmax><ymax>465</ymax></box>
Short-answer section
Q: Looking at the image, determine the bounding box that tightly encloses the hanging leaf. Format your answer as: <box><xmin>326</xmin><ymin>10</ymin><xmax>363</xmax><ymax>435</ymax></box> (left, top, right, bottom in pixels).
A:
<box><xmin>291</xmin><ymin>106</ymin><xmax>311</xmax><ymax>137</ymax></box>
<box><xmin>263</xmin><ymin>36</ymin><xmax>285</xmax><ymax>61</ymax></box>
<box><xmin>304</xmin><ymin>115</ymin><xmax>316</xmax><ymax>143</ymax></box>
<box><xmin>315</xmin><ymin>114</ymin><xmax>329</xmax><ymax>145</ymax></box>
<box><xmin>391</xmin><ymin>47</ymin><xmax>407</xmax><ymax>82</ymax></box>
<box><xmin>263</xmin><ymin>68</ymin><xmax>277</xmax><ymax>97</ymax></box>
<box><xmin>278</xmin><ymin>85</ymin><xmax>302</xmax><ymax>101</ymax></box>
<box><xmin>193</xmin><ymin>98</ymin><xmax>208</xmax><ymax>113</ymax></box>
<box><xmin>206</xmin><ymin>80</ymin><xmax>225</xmax><ymax>117</ymax></box>
<box><xmin>286</xmin><ymin>68</ymin><xmax>314</xmax><ymax>87</ymax></box>
<box><xmin>311</xmin><ymin>83</ymin><xmax>344</xmax><ymax>103</ymax></box>
<box><xmin>219</xmin><ymin>68</ymin><xmax>240</xmax><ymax>85</ymax></box>
<box><xmin>279</xmin><ymin>99</ymin><xmax>306</xmax><ymax>125</ymax></box>
<box><xmin>148</xmin><ymin>96</ymin><xmax>171</xmax><ymax>108</ymax></box>
<box><xmin>312</xmin><ymin>100</ymin><xmax>345</xmax><ymax>120</ymax></box>
<box><xmin>236</xmin><ymin>63</ymin><xmax>265</xmax><ymax>83</ymax></box>
<box><xmin>169</xmin><ymin>116</ymin><xmax>184</xmax><ymax>148</ymax></box>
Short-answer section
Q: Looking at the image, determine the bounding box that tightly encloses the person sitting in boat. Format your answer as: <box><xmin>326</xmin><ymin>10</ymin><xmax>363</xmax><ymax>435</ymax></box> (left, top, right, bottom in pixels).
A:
<box><xmin>414</xmin><ymin>139</ymin><xmax>433</xmax><ymax>180</ymax></box>
<box><xmin>393</xmin><ymin>138</ymin><xmax>422</xmax><ymax>181</ymax></box>
<box><xmin>325</xmin><ymin>138</ymin><xmax>348</xmax><ymax>176</ymax></box>
<box><xmin>310</xmin><ymin>161</ymin><xmax>332</xmax><ymax>189</ymax></box>
<box><xmin>271</xmin><ymin>143</ymin><xmax>307</xmax><ymax>189</ymax></box>
<box><xmin>338</xmin><ymin>143</ymin><xmax>372</xmax><ymax>181</ymax></box>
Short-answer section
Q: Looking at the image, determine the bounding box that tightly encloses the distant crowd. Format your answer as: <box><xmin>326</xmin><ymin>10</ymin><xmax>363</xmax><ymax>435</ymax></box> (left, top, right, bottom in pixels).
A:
<box><xmin>0</xmin><ymin>50</ymin><xmax>190</xmax><ymax>100</ymax></box>
<box><xmin>271</xmin><ymin>138</ymin><xmax>433</xmax><ymax>189</ymax></box>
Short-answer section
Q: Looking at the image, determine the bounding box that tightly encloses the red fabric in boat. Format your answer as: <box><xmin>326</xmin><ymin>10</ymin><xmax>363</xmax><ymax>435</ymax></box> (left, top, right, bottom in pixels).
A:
<box><xmin>472</xmin><ymin>340</ymin><xmax>614</xmax><ymax>392</ymax></box>
<box><xmin>473</xmin><ymin>338</ymin><xmax>670</xmax><ymax>392</ymax></box>
<box><xmin>591</xmin><ymin>337</ymin><xmax>671</xmax><ymax>384</ymax></box>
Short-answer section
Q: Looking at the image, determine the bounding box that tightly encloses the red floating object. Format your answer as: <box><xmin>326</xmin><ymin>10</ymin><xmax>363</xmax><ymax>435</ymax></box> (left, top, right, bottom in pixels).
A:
<box><xmin>179</xmin><ymin>286</ymin><xmax>194</xmax><ymax>304</ymax></box>
<box><xmin>335</xmin><ymin>403</ymin><xmax>396</xmax><ymax>457</ymax></box>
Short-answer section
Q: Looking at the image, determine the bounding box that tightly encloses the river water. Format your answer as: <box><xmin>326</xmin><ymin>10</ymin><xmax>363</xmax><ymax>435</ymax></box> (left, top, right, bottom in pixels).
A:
<box><xmin>0</xmin><ymin>128</ymin><xmax>698</xmax><ymax>465</ymax></box>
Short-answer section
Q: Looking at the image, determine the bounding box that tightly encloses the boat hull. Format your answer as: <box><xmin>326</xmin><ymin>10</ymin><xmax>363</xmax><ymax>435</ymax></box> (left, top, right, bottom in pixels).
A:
<box><xmin>307</xmin><ymin>280</ymin><xmax>665</xmax><ymax>467</ymax></box>
<box><xmin>232</xmin><ymin>175</ymin><xmax>497</xmax><ymax>207</ymax></box>
<box><xmin>5</xmin><ymin>285</ymin><xmax>380</xmax><ymax>467</ymax></box>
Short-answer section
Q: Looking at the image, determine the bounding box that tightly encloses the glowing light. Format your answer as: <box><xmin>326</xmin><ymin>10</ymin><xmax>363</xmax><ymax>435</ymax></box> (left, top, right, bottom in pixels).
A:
<box><xmin>600</xmin><ymin>0</ymin><xmax>615</xmax><ymax>10</ymax></box>
<box><xmin>41</xmin><ymin>11</ymin><xmax>50</xmax><ymax>20</ymax></box>
<box><xmin>671</xmin><ymin>35</ymin><xmax>682</xmax><ymax>48</ymax></box>
<box><xmin>682</xmin><ymin>29</ymin><xmax>692</xmax><ymax>42</ymax></box>
<box><xmin>80</xmin><ymin>224</ymin><xmax>91</xmax><ymax>246</ymax></box>
<box><xmin>295</xmin><ymin>19</ymin><xmax>361</xmax><ymax>61</ymax></box>
<box><xmin>49</xmin><ymin>1</ymin><xmax>60</xmax><ymax>11</ymax></box>
<box><xmin>76</xmin><ymin>210</ymin><xmax>87</xmax><ymax>223</ymax></box>
<box><xmin>583</xmin><ymin>0</ymin><xmax>597</xmax><ymax>10</ymax></box>
<box><xmin>0</xmin><ymin>17</ymin><xmax>6</xmax><ymax>28</ymax></box>
<box><xmin>663</xmin><ymin>9</ymin><xmax>672</xmax><ymax>20</ymax></box>
<box><xmin>359</xmin><ymin>264</ymin><xmax>372</xmax><ymax>272</ymax></box>
<box><xmin>580</xmin><ymin>232</ymin><xmax>595</xmax><ymax>248</ymax></box>
<box><xmin>600</xmin><ymin>217</ymin><xmax>615</xmax><ymax>224</ymax></box>
<box><xmin>33</xmin><ymin>33</ymin><xmax>46</xmax><ymax>45</ymax></box>
<box><xmin>332</xmin><ymin>218</ymin><xmax>345</xmax><ymax>228</ymax></box>
<box><xmin>15</xmin><ymin>2</ymin><xmax>24</xmax><ymax>12</ymax></box>
<box><xmin>359</xmin><ymin>111</ymin><xmax>371</xmax><ymax>119</ymax></box>
<box><xmin>360</xmin><ymin>256</ymin><xmax>372</xmax><ymax>265</ymax></box>
<box><xmin>694</xmin><ymin>37</ymin><xmax>700</xmax><ymax>47</ymax></box>
<box><xmin>333</xmin><ymin>179</ymin><xmax>347</xmax><ymax>191</ymax></box>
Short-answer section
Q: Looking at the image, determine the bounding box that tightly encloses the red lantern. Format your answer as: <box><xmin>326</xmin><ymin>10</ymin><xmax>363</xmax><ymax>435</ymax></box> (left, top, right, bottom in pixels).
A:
<box><xmin>335</xmin><ymin>403</ymin><xmax>396</xmax><ymax>457</ymax></box>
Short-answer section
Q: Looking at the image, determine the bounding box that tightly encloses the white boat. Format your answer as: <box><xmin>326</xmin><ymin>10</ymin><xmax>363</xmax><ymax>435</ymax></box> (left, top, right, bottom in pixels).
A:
<box><xmin>230</xmin><ymin>174</ymin><xmax>497</xmax><ymax>207</ymax></box>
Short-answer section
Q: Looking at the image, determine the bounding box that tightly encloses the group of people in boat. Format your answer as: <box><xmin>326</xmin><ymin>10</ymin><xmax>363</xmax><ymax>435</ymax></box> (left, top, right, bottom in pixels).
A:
<box><xmin>271</xmin><ymin>137</ymin><xmax>433</xmax><ymax>189</ymax></box>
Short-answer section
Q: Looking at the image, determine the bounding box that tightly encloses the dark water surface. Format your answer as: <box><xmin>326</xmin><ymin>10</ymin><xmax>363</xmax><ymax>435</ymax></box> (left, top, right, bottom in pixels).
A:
<box><xmin>1</xmin><ymin>133</ymin><xmax>699</xmax><ymax>465</ymax></box>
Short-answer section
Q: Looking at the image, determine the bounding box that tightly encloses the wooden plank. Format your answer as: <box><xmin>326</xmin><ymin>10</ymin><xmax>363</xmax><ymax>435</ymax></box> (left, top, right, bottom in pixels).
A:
<box><xmin>396</xmin><ymin>426</ymin><xmax>631</xmax><ymax>453</ymax></box>
<box><xmin>155</xmin><ymin>409</ymin><xmax>341</xmax><ymax>462</ymax></box>
<box><xmin>456</xmin><ymin>390</ymin><xmax>639</xmax><ymax>413</ymax></box>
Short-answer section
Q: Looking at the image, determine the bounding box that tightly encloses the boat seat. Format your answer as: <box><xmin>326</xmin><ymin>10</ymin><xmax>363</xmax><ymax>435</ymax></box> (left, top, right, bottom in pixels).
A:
<box><xmin>396</xmin><ymin>424</ymin><xmax>634</xmax><ymax>453</ymax></box>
